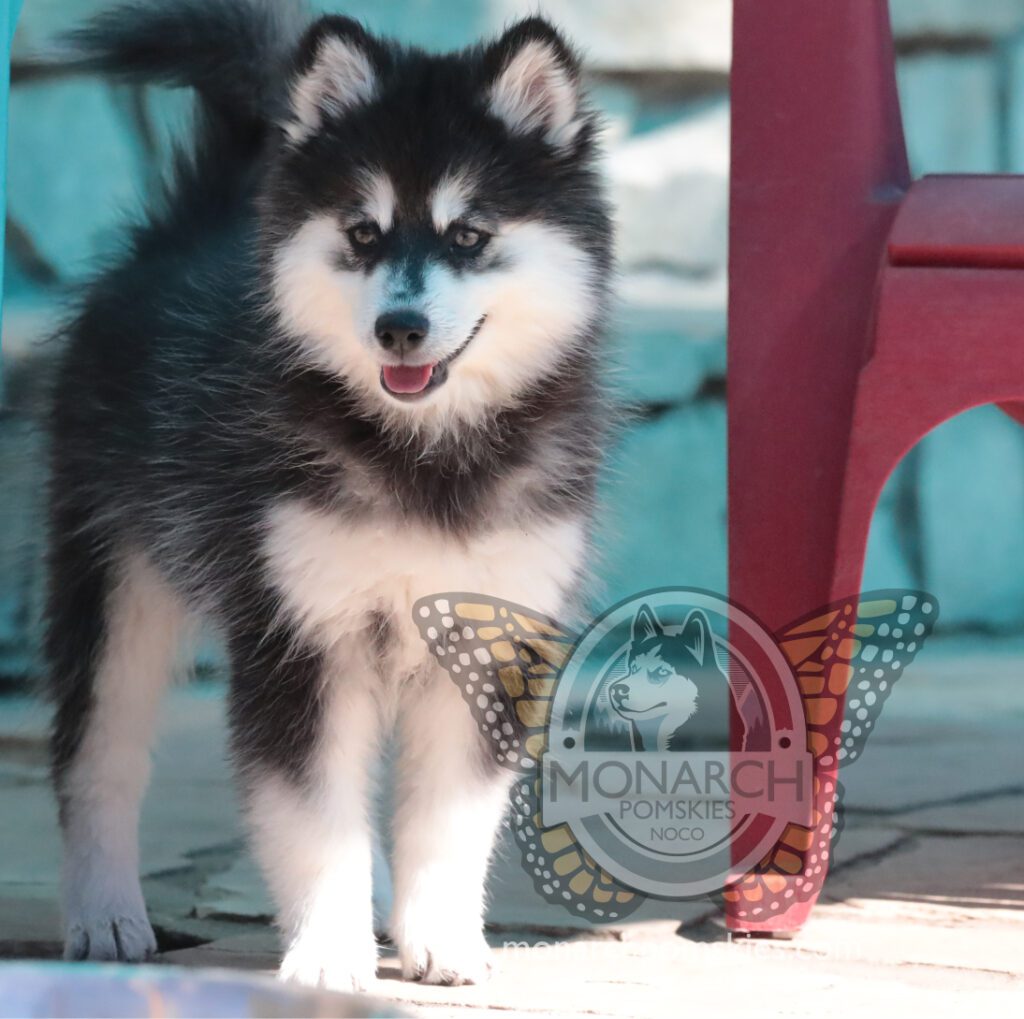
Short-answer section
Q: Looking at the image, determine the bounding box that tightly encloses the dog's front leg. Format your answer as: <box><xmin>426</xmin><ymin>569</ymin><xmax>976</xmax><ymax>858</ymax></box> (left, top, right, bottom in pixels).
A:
<box><xmin>230</xmin><ymin>626</ymin><xmax>381</xmax><ymax>993</ymax></box>
<box><xmin>390</xmin><ymin>667</ymin><xmax>513</xmax><ymax>985</ymax></box>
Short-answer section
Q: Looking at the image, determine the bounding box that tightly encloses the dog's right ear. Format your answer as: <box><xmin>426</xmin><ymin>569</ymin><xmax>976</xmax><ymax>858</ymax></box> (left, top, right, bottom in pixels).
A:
<box><xmin>284</xmin><ymin>17</ymin><xmax>382</xmax><ymax>144</ymax></box>
<box><xmin>631</xmin><ymin>604</ymin><xmax>662</xmax><ymax>644</ymax></box>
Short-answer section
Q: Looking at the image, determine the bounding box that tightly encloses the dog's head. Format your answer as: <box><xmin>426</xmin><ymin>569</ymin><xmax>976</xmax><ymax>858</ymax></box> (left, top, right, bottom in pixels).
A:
<box><xmin>260</xmin><ymin>16</ymin><xmax>610</xmax><ymax>430</ymax></box>
<box><xmin>610</xmin><ymin>605</ymin><xmax>723</xmax><ymax>739</ymax></box>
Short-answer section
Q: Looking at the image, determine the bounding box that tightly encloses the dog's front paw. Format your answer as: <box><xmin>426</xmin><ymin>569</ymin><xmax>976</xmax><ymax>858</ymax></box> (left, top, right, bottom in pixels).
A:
<box><xmin>278</xmin><ymin>935</ymin><xmax>377</xmax><ymax>993</ymax></box>
<box><xmin>64</xmin><ymin>908</ymin><xmax>157</xmax><ymax>962</ymax></box>
<box><xmin>398</xmin><ymin>929</ymin><xmax>492</xmax><ymax>986</ymax></box>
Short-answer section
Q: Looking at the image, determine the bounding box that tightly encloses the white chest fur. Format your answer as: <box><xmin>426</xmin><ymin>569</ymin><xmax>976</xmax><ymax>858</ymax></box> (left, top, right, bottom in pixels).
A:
<box><xmin>263</xmin><ymin>500</ymin><xmax>586</xmax><ymax>676</ymax></box>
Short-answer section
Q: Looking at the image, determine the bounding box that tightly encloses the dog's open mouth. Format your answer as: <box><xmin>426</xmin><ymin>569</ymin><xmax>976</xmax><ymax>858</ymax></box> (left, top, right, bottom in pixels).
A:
<box><xmin>380</xmin><ymin>315</ymin><xmax>487</xmax><ymax>402</ymax></box>
<box><xmin>381</xmin><ymin>363</ymin><xmax>434</xmax><ymax>395</ymax></box>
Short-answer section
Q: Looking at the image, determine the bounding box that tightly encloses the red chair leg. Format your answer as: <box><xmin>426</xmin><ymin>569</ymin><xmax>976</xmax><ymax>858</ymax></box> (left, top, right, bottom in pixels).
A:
<box><xmin>999</xmin><ymin>401</ymin><xmax>1024</xmax><ymax>426</ymax></box>
<box><xmin>728</xmin><ymin>373</ymin><xmax>927</xmax><ymax>934</ymax></box>
<box><xmin>727</xmin><ymin>0</ymin><xmax>909</xmax><ymax>933</ymax></box>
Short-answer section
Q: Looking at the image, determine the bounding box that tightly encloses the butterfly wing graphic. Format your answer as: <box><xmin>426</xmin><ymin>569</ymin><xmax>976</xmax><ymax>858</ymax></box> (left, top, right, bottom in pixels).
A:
<box><xmin>724</xmin><ymin>590</ymin><xmax>939</xmax><ymax>922</ymax></box>
<box><xmin>412</xmin><ymin>594</ymin><xmax>571</xmax><ymax>773</ymax></box>
<box><xmin>415</xmin><ymin>589</ymin><xmax>937</xmax><ymax>925</ymax></box>
<box><xmin>414</xmin><ymin>594</ymin><xmax>645</xmax><ymax>922</ymax></box>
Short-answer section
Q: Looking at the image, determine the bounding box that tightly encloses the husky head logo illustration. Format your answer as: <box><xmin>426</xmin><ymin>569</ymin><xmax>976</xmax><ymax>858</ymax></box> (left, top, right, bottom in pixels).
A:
<box><xmin>609</xmin><ymin>603</ymin><xmax>733</xmax><ymax>751</ymax></box>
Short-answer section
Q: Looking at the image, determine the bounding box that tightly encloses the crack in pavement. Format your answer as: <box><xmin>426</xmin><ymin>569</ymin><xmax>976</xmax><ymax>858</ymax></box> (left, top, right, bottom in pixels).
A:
<box><xmin>885</xmin><ymin>826</ymin><xmax>1024</xmax><ymax>838</ymax></box>
<box><xmin>892</xmin><ymin>959</ymin><xmax>1022</xmax><ymax>982</ymax></box>
<box><xmin>826</xmin><ymin>833</ymin><xmax>920</xmax><ymax>877</ymax></box>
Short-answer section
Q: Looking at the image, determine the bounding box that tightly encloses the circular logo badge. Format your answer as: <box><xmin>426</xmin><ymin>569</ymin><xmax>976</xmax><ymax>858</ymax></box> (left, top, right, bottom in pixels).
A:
<box><xmin>540</xmin><ymin>588</ymin><xmax>812</xmax><ymax>899</ymax></box>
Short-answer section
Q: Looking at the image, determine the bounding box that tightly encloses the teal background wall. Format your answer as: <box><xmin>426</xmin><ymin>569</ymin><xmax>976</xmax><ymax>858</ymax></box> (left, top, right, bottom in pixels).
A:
<box><xmin>0</xmin><ymin>0</ymin><xmax>23</xmax><ymax>337</ymax></box>
<box><xmin>4</xmin><ymin>0</ymin><xmax>1024</xmax><ymax>680</ymax></box>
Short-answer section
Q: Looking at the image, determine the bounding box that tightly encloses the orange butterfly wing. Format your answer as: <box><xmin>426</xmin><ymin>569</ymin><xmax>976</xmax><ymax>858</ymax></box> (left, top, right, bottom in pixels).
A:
<box><xmin>724</xmin><ymin>590</ymin><xmax>939</xmax><ymax>922</ymax></box>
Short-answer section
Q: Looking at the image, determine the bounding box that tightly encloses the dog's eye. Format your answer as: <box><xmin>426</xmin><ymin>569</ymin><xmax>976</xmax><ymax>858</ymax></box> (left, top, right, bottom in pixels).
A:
<box><xmin>653</xmin><ymin>667</ymin><xmax>673</xmax><ymax>681</ymax></box>
<box><xmin>347</xmin><ymin>222</ymin><xmax>381</xmax><ymax>251</ymax></box>
<box><xmin>450</xmin><ymin>226</ymin><xmax>490</xmax><ymax>254</ymax></box>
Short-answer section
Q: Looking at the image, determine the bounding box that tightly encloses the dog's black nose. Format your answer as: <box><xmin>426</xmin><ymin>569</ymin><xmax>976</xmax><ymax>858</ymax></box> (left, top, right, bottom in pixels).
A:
<box><xmin>610</xmin><ymin>682</ymin><xmax>629</xmax><ymax>702</ymax></box>
<box><xmin>375</xmin><ymin>310</ymin><xmax>429</xmax><ymax>351</ymax></box>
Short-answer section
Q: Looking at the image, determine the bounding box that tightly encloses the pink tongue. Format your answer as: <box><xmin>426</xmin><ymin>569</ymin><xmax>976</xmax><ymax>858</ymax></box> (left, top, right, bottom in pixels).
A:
<box><xmin>383</xmin><ymin>364</ymin><xmax>434</xmax><ymax>394</ymax></box>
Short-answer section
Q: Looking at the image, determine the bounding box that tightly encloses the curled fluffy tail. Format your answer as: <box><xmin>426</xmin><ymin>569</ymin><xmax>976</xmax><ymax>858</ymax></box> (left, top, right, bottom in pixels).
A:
<box><xmin>51</xmin><ymin>0</ymin><xmax>311</xmax><ymax>222</ymax></box>
<box><xmin>62</xmin><ymin>0</ymin><xmax>306</xmax><ymax>129</ymax></box>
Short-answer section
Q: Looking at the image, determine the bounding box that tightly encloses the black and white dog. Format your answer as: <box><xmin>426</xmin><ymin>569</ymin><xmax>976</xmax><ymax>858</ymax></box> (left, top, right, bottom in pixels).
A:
<box><xmin>44</xmin><ymin>0</ymin><xmax>611</xmax><ymax>990</ymax></box>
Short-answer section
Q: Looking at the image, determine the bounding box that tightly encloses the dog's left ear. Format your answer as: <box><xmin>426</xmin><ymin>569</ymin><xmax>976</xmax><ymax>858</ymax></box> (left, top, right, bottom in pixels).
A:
<box><xmin>484</xmin><ymin>18</ymin><xmax>585</xmax><ymax>150</ymax></box>
<box><xmin>681</xmin><ymin>610</ymin><xmax>713</xmax><ymax>666</ymax></box>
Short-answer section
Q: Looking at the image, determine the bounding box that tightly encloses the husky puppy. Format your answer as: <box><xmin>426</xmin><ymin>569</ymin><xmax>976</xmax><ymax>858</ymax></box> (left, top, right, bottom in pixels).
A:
<box><xmin>610</xmin><ymin>605</ymin><xmax>733</xmax><ymax>751</ymax></box>
<box><xmin>44</xmin><ymin>0</ymin><xmax>611</xmax><ymax>990</ymax></box>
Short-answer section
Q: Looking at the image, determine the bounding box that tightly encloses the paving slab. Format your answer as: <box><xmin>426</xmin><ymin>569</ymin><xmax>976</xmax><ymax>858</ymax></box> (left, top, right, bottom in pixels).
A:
<box><xmin>0</xmin><ymin>897</ymin><xmax>62</xmax><ymax>959</ymax></box>
<box><xmin>822</xmin><ymin>835</ymin><xmax>1024</xmax><ymax>933</ymax></box>
<box><xmin>887</xmin><ymin>794</ymin><xmax>1024</xmax><ymax>835</ymax></box>
<box><xmin>837</xmin><ymin>637</ymin><xmax>1024</xmax><ymax>813</ymax></box>
<box><xmin>826</xmin><ymin>825</ymin><xmax>909</xmax><ymax>875</ymax></box>
<box><xmin>486</xmin><ymin>840</ymin><xmax>717</xmax><ymax>935</ymax></box>
<box><xmin>160</xmin><ymin>930</ymin><xmax>280</xmax><ymax>974</ymax></box>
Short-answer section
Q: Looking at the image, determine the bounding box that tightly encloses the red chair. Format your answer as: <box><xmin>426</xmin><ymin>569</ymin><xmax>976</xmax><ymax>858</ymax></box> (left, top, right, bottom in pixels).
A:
<box><xmin>728</xmin><ymin>0</ymin><xmax>1024</xmax><ymax>934</ymax></box>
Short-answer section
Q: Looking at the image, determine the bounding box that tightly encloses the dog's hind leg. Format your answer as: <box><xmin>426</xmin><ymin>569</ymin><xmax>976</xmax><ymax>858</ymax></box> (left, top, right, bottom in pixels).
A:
<box><xmin>48</xmin><ymin>542</ymin><xmax>186</xmax><ymax>962</ymax></box>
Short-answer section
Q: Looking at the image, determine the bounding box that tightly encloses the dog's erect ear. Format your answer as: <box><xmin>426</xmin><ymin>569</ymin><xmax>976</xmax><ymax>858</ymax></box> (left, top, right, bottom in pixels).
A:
<box><xmin>631</xmin><ymin>604</ymin><xmax>662</xmax><ymax>645</ymax></box>
<box><xmin>680</xmin><ymin>610</ymin><xmax>713</xmax><ymax>666</ymax></box>
<box><xmin>484</xmin><ymin>18</ymin><xmax>584</xmax><ymax>149</ymax></box>
<box><xmin>285</xmin><ymin>16</ymin><xmax>381</xmax><ymax>144</ymax></box>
